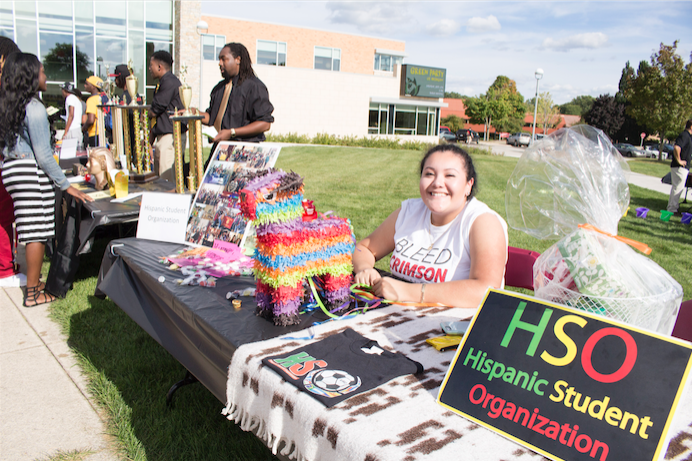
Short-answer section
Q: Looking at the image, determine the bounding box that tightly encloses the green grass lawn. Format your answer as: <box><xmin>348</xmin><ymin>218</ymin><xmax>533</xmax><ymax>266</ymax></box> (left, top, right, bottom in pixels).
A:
<box><xmin>626</xmin><ymin>157</ymin><xmax>671</xmax><ymax>178</ymax></box>
<box><xmin>47</xmin><ymin>145</ymin><xmax>691</xmax><ymax>460</ymax></box>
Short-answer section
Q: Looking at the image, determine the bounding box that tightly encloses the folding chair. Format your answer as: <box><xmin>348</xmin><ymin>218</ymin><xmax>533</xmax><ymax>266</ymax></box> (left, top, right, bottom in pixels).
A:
<box><xmin>504</xmin><ymin>246</ymin><xmax>541</xmax><ymax>291</ymax></box>
<box><xmin>672</xmin><ymin>300</ymin><xmax>692</xmax><ymax>343</ymax></box>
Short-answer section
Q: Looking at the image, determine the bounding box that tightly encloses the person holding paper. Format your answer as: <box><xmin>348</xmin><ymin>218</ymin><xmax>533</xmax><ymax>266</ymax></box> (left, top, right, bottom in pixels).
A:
<box><xmin>194</xmin><ymin>43</ymin><xmax>274</xmax><ymax>168</ymax></box>
<box><xmin>60</xmin><ymin>81</ymin><xmax>83</xmax><ymax>142</ymax></box>
<box><xmin>0</xmin><ymin>53</ymin><xmax>93</xmax><ymax>306</ymax></box>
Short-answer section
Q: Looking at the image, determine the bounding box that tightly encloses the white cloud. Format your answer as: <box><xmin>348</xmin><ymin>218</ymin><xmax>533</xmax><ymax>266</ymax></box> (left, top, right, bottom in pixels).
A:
<box><xmin>542</xmin><ymin>32</ymin><xmax>608</xmax><ymax>52</ymax></box>
<box><xmin>466</xmin><ymin>15</ymin><xmax>501</xmax><ymax>34</ymax></box>
<box><xmin>426</xmin><ymin>19</ymin><xmax>460</xmax><ymax>37</ymax></box>
<box><xmin>325</xmin><ymin>2</ymin><xmax>414</xmax><ymax>34</ymax></box>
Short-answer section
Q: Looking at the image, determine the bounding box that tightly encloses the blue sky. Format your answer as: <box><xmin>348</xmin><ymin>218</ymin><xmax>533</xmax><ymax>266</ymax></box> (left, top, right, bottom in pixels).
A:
<box><xmin>200</xmin><ymin>1</ymin><xmax>692</xmax><ymax>105</ymax></box>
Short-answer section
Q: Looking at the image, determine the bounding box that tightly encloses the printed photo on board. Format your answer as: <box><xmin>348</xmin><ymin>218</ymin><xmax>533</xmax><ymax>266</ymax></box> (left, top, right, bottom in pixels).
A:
<box><xmin>184</xmin><ymin>142</ymin><xmax>281</xmax><ymax>248</ymax></box>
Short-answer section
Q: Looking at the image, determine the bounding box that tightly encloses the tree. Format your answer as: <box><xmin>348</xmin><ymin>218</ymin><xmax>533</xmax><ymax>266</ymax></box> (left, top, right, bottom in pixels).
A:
<box><xmin>621</xmin><ymin>41</ymin><xmax>692</xmax><ymax>158</ymax></box>
<box><xmin>536</xmin><ymin>92</ymin><xmax>561</xmax><ymax>134</ymax></box>
<box><xmin>465</xmin><ymin>76</ymin><xmax>525</xmax><ymax>140</ymax></box>
<box><xmin>43</xmin><ymin>42</ymin><xmax>90</xmax><ymax>82</ymax></box>
<box><xmin>559</xmin><ymin>95</ymin><xmax>595</xmax><ymax>115</ymax></box>
<box><xmin>583</xmin><ymin>94</ymin><xmax>625</xmax><ymax>140</ymax></box>
<box><xmin>444</xmin><ymin>91</ymin><xmax>465</xmax><ymax>99</ymax></box>
<box><xmin>440</xmin><ymin>114</ymin><xmax>465</xmax><ymax>132</ymax></box>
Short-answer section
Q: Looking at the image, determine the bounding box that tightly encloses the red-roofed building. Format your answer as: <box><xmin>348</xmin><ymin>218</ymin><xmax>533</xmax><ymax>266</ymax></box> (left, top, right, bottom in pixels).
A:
<box><xmin>441</xmin><ymin>98</ymin><xmax>581</xmax><ymax>137</ymax></box>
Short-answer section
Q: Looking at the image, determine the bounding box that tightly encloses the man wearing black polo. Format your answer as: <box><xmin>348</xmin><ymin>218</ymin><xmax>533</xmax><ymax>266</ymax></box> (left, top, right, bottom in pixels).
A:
<box><xmin>667</xmin><ymin>119</ymin><xmax>692</xmax><ymax>217</ymax></box>
<box><xmin>149</xmin><ymin>50</ymin><xmax>185</xmax><ymax>182</ymax></box>
<box><xmin>197</xmin><ymin>42</ymin><xmax>274</xmax><ymax>168</ymax></box>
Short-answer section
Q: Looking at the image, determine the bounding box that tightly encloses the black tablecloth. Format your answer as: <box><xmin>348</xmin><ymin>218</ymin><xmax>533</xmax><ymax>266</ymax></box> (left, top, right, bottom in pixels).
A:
<box><xmin>95</xmin><ymin>237</ymin><xmax>333</xmax><ymax>402</ymax></box>
<box><xmin>78</xmin><ymin>178</ymin><xmax>177</xmax><ymax>254</ymax></box>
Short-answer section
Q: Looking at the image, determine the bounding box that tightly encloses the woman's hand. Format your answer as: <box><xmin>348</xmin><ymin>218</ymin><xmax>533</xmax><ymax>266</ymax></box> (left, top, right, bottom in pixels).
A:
<box><xmin>354</xmin><ymin>268</ymin><xmax>381</xmax><ymax>287</ymax></box>
<box><xmin>65</xmin><ymin>185</ymin><xmax>94</xmax><ymax>203</ymax></box>
<box><xmin>371</xmin><ymin>277</ymin><xmax>416</xmax><ymax>302</ymax></box>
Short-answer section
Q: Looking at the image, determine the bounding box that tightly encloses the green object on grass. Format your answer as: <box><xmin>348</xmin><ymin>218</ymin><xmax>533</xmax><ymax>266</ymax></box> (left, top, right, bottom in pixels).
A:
<box><xmin>660</xmin><ymin>210</ymin><xmax>673</xmax><ymax>222</ymax></box>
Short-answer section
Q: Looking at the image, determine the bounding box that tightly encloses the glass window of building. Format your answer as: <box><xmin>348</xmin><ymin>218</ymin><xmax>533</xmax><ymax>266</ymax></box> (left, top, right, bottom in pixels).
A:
<box><xmin>314</xmin><ymin>46</ymin><xmax>340</xmax><ymax>71</ymax></box>
<box><xmin>257</xmin><ymin>40</ymin><xmax>286</xmax><ymax>66</ymax></box>
<box><xmin>202</xmin><ymin>34</ymin><xmax>226</xmax><ymax>60</ymax></box>
<box><xmin>0</xmin><ymin>0</ymin><xmax>173</xmax><ymax>104</ymax></box>
<box><xmin>374</xmin><ymin>53</ymin><xmax>403</xmax><ymax>72</ymax></box>
<box><xmin>368</xmin><ymin>103</ymin><xmax>389</xmax><ymax>135</ymax></box>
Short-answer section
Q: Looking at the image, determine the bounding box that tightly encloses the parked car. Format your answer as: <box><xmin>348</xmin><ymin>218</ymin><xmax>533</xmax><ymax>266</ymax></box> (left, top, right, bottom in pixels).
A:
<box><xmin>506</xmin><ymin>132</ymin><xmax>530</xmax><ymax>147</ymax></box>
<box><xmin>643</xmin><ymin>145</ymin><xmax>661</xmax><ymax>159</ymax></box>
<box><xmin>439</xmin><ymin>130</ymin><xmax>457</xmax><ymax>143</ymax></box>
<box><xmin>613</xmin><ymin>143</ymin><xmax>646</xmax><ymax>157</ymax></box>
<box><xmin>533</xmin><ymin>134</ymin><xmax>545</xmax><ymax>141</ymax></box>
<box><xmin>456</xmin><ymin>128</ymin><xmax>479</xmax><ymax>144</ymax></box>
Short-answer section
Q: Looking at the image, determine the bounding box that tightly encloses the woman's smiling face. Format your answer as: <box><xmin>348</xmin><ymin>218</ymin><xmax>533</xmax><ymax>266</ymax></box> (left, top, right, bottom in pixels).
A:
<box><xmin>419</xmin><ymin>149</ymin><xmax>474</xmax><ymax>225</ymax></box>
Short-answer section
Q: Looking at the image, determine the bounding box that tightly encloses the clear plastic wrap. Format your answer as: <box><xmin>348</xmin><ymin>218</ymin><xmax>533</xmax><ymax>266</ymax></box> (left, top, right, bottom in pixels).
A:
<box><xmin>506</xmin><ymin>125</ymin><xmax>630</xmax><ymax>239</ymax></box>
<box><xmin>533</xmin><ymin>228</ymin><xmax>682</xmax><ymax>334</ymax></box>
<box><xmin>505</xmin><ymin>126</ymin><xmax>682</xmax><ymax>334</ymax></box>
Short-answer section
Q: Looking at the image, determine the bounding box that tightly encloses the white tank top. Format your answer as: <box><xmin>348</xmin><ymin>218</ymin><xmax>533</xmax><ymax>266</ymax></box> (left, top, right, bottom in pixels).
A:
<box><xmin>390</xmin><ymin>197</ymin><xmax>508</xmax><ymax>284</ymax></box>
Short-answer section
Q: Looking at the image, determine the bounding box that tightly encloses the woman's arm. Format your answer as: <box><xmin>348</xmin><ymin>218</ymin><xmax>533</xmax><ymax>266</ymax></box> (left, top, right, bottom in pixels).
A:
<box><xmin>25</xmin><ymin>101</ymin><xmax>70</xmax><ymax>191</ymax></box>
<box><xmin>353</xmin><ymin>208</ymin><xmax>400</xmax><ymax>286</ymax></box>
<box><xmin>372</xmin><ymin>213</ymin><xmax>508</xmax><ymax>309</ymax></box>
<box><xmin>63</xmin><ymin>105</ymin><xmax>74</xmax><ymax>138</ymax></box>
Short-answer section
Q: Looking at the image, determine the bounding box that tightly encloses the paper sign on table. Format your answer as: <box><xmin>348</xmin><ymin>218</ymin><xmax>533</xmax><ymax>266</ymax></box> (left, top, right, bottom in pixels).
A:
<box><xmin>438</xmin><ymin>289</ymin><xmax>692</xmax><ymax>461</ymax></box>
<box><xmin>137</xmin><ymin>192</ymin><xmax>191</xmax><ymax>244</ymax></box>
<box><xmin>60</xmin><ymin>138</ymin><xmax>78</xmax><ymax>159</ymax></box>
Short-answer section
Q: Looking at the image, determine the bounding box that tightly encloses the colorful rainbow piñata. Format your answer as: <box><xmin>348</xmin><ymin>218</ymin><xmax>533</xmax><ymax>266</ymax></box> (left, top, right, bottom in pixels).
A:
<box><xmin>240</xmin><ymin>169</ymin><xmax>355</xmax><ymax>326</ymax></box>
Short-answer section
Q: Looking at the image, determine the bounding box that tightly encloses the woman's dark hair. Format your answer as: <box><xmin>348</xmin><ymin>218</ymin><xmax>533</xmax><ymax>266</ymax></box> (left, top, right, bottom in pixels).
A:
<box><xmin>225</xmin><ymin>42</ymin><xmax>256</xmax><ymax>86</ymax></box>
<box><xmin>419</xmin><ymin>143</ymin><xmax>478</xmax><ymax>199</ymax></box>
<box><xmin>0</xmin><ymin>52</ymin><xmax>42</xmax><ymax>152</ymax></box>
<box><xmin>0</xmin><ymin>36</ymin><xmax>20</xmax><ymax>61</ymax></box>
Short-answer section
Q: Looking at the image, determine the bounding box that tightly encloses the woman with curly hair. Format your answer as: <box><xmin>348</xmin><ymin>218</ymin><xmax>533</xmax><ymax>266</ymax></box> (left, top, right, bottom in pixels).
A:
<box><xmin>0</xmin><ymin>52</ymin><xmax>92</xmax><ymax>306</ymax></box>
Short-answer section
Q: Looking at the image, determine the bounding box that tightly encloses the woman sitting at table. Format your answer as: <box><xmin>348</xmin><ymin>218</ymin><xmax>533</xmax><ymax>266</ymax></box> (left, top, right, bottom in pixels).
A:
<box><xmin>0</xmin><ymin>52</ymin><xmax>92</xmax><ymax>306</ymax></box>
<box><xmin>353</xmin><ymin>144</ymin><xmax>508</xmax><ymax>309</ymax></box>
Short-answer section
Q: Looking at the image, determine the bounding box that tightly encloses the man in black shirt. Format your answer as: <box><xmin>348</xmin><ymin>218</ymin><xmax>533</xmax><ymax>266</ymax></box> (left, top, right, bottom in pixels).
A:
<box><xmin>196</xmin><ymin>42</ymin><xmax>274</xmax><ymax>168</ymax></box>
<box><xmin>149</xmin><ymin>50</ymin><xmax>185</xmax><ymax>182</ymax></box>
<box><xmin>667</xmin><ymin>119</ymin><xmax>692</xmax><ymax>216</ymax></box>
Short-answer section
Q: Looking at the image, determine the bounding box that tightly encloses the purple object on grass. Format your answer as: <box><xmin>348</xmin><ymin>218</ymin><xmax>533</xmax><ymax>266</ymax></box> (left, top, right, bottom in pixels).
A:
<box><xmin>682</xmin><ymin>212</ymin><xmax>692</xmax><ymax>225</ymax></box>
<box><xmin>635</xmin><ymin>207</ymin><xmax>649</xmax><ymax>218</ymax></box>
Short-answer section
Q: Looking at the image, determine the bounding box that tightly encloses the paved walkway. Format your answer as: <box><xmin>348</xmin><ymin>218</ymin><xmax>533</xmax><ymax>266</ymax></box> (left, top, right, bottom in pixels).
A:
<box><xmin>0</xmin><ymin>261</ymin><xmax>118</xmax><ymax>461</ymax></box>
<box><xmin>0</xmin><ymin>144</ymin><xmax>675</xmax><ymax>460</ymax></box>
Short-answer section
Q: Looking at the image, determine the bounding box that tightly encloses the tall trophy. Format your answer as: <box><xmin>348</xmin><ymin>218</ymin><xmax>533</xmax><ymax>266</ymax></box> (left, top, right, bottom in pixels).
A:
<box><xmin>126</xmin><ymin>60</ymin><xmax>138</xmax><ymax>106</ymax></box>
<box><xmin>179</xmin><ymin>64</ymin><xmax>193</xmax><ymax>116</ymax></box>
<box><xmin>171</xmin><ymin>63</ymin><xmax>203</xmax><ymax>193</ymax></box>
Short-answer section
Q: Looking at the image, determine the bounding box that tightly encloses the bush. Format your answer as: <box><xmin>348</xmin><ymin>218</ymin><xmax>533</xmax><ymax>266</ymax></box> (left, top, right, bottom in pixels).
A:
<box><xmin>265</xmin><ymin>132</ymin><xmax>437</xmax><ymax>152</ymax></box>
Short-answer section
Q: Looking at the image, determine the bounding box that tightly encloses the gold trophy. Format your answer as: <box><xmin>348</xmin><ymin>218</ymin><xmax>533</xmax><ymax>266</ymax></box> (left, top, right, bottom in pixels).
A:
<box><xmin>126</xmin><ymin>60</ymin><xmax>138</xmax><ymax>106</ymax></box>
<box><xmin>178</xmin><ymin>64</ymin><xmax>193</xmax><ymax>115</ymax></box>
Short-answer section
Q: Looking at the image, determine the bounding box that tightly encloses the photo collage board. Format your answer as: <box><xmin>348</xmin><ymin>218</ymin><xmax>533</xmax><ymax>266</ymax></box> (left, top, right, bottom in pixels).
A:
<box><xmin>185</xmin><ymin>142</ymin><xmax>281</xmax><ymax>248</ymax></box>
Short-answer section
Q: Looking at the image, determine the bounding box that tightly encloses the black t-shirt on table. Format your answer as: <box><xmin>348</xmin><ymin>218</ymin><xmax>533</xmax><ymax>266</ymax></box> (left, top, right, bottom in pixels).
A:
<box><xmin>263</xmin><ymin>328</ymin><xmax>423</xmax><ymax>407</ymax></box>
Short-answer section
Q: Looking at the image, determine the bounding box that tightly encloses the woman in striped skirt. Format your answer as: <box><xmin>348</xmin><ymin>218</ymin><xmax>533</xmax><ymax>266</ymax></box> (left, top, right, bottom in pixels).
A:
<box><xmin>0</xmin><ymin>52</ymin><xmax>93</xmax><ymax>306</ymax></box>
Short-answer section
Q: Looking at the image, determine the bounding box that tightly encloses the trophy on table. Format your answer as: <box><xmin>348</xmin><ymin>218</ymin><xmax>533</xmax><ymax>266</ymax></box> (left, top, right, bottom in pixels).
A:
<box><xmin>171</xmin><ymin>63</ymin><xmax>204</xmax><ymax>193</ymax></box>
<box><xmin>126</xmin><ymin>60</ymin><xmax>138</xmax><ymax>106</ymax></box>
<box><xmin>179</xmin><ymin>64</ymin><xmax>193</xmax><ymax>116</ymax></box>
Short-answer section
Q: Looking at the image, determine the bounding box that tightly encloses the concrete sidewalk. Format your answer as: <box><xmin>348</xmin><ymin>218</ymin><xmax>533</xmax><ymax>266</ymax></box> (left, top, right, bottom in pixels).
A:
<box><xmin>0</xmin><ymin>283</ymin><xmax>119</xmax><ymax>461</ymax></box>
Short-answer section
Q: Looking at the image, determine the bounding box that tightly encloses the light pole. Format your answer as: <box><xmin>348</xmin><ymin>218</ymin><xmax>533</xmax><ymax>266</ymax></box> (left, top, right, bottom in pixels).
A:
<box><xmin>196</xmin><ymin>20</ymin><xmax>209</xmax><ymax>109</ymax></box>
<box><xmin>531</xmin><ymin>68</ymin><xmax>544</xmax><ymax>145</ymax></box>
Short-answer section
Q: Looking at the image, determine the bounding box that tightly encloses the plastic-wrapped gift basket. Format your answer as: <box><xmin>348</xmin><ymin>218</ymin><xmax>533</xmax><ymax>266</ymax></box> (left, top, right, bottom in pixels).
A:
<box><xmin>506</xmin><ymin>125</ymin><xmax>682</xmax><ymax>334</ymax></box>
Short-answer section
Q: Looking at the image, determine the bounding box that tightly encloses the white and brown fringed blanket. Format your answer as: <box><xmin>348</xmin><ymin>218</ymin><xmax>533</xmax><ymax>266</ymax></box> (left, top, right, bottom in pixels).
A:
<box><xmin>223</xmin><ymin>302</ymin><xmax>692</xmax><ymax>461</ymax></box>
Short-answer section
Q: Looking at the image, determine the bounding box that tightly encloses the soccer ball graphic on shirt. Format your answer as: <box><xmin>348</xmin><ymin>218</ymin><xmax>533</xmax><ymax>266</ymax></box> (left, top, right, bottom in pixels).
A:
<box><xmin>304</xmin><ymin>369</ymin><xmax>361</xmax><ymax>398</ymax></box>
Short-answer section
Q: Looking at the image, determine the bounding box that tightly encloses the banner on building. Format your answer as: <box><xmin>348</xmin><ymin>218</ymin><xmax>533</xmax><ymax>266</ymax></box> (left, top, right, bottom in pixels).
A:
<box><xmin>400</xmin><ymin>65</ymin><xmax>446</xmax><ymax>98</ymax></box>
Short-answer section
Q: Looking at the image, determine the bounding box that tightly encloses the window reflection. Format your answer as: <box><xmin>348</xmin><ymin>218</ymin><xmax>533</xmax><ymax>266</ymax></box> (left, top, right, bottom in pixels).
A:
<box><xmin>40</xmin><ymin>32</ymin><xmax>74</xmax><ymax>82</ymax></box>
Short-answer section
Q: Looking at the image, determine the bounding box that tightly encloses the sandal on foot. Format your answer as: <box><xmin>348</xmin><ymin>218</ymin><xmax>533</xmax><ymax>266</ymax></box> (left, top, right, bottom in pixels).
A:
<box><xmin>24</xmin><ymin>285</ymin><xmax>56</xmax><ymax>307</ymax></box>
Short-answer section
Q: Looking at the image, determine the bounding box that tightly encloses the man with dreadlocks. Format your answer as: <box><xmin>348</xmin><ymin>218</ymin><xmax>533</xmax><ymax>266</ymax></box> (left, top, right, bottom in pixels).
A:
<box><xmin>197</xmin><ymin>42</ymin><xmax>274</xmax><ymax>169</ymax></box>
